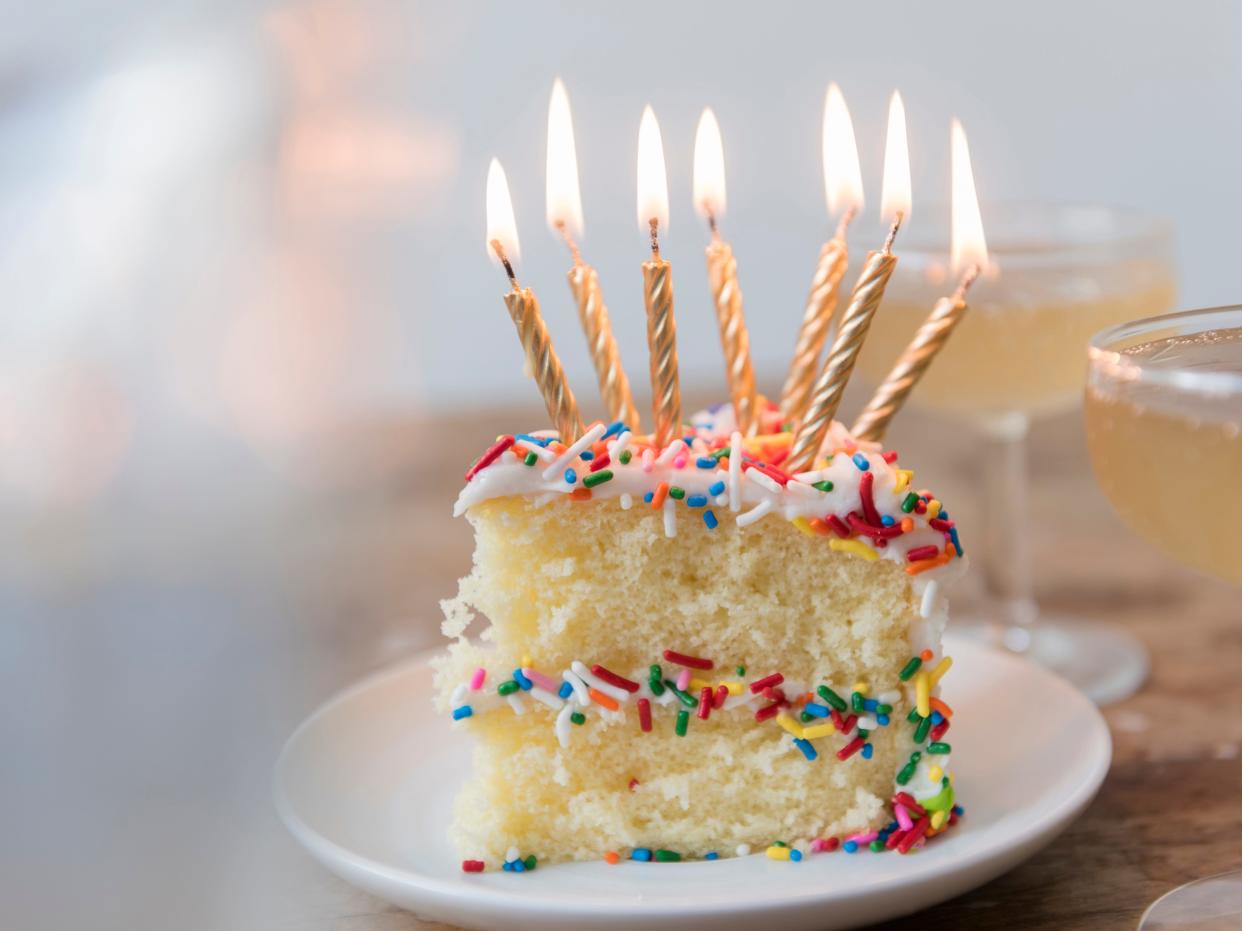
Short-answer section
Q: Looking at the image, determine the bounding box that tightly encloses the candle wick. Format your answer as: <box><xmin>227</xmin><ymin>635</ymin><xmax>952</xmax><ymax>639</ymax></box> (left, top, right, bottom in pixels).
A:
<box><xmin>648</xmin><ymin>218</ymin><xmax>661</xmax><ymax>259</ymax></box>
<box><xmin>706</xmin><ymin>210</ymin><xmax>720</xmax><ymax>240</ymax></box>
<box><xmin>490</xmin><ymin>238</ymin><xmax>519</xmax><ymax>288</ymax></box>
<box><xmin>953</xmin><ymin>263</ymin><xmax>981</xmax><ymax>301</ymax></box>
<box><xmin>834</xmin><ymin>205</ymin><xmax>857</xmax><ymax>242</ymax></box>
<box><xmin>555</xmin><ymin>220</ymin><xmax>583</xmax><ymax>267</ymax></box>
<box><xmin>882</xmin><ymin>211</ymin><xmax>904</xmax><ymax>255</ymax></box>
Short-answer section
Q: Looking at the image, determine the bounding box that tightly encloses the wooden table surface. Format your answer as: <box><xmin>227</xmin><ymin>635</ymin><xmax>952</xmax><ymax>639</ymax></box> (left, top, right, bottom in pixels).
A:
<box><xmin>4</xmin><ymin>394</ymin><xmax>1238</xmax><ymax>930</ymax></box>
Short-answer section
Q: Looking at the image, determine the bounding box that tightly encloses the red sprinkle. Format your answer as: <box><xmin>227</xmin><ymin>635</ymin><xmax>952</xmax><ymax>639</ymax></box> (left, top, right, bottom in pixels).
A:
<box><xmin>745</xmin><ymin>460</ymin><xmax>792</xmax><ymax>486</ymax></box>
<box><xmin>713</xmin><ymin>685</ymin><xmax>729</xmax><ymax>709</ymax></box>
<box><xmin>754</xmin><ymin>702</ymin><xmax>783</xmax><ymax>722</ymax></box>
<box><xmin>830</xmin><ymin>709</ymin><xmax>846</xmax><ymax>731</ymax></box>
<box><xmin>591</xmin><ymin>664</ymin><xmax>640</xmax><ymax>693</ymax></box>
<box><xmin>637</xmin><ymin>697</ymin><xmax>652</xmax><ymax>732</ymax></box>
<box><xmin>589</xmin><ymin>452</ymin><xmax>612</xmax><ymax>472</ymax></box>
<box><xmin>464</xmin><ymin>435</ymin><xmax>515</xmax><ymax>481</ymax></box>
<box><xmin>837</xmin><ymin>736</ymin><xmax>865</xmax><ymax>760</ymax></box>
<box><xmin>748</xmin><ymin>672</ymin><xmax>784</xmax><ymax>694</ymax></box>
<box><xmin>839</xmin><ymin>714</ymin><xmax>857</xmax><ymax>734</ymax></box>
<box><xmin>929</xmin><ymin>518</ymin><xmax>955</xmax><ymax>532</ymax></box>
<box><xmin>882</xmin><ymin>450</ymin><xmax>899</xmax><ymax>464</ymax></box>
<box><xmin>893</xmin><ymin>792</ymin><xmax>926</xmax><ymax>817</ymax></box>
<box><xmin>859</xmin><ymin>471</ymin><xmax>882</xmax><ymax>526</ymax></box>
<box><xmin>767</xmin><ymin>447</ymin><xmax>791</xmax><ymax>467</ymax></box>
<box><xmin>914</xmin><ymin>499</ymin><xmax>927</xmax><ymax>514</ymax></box>
<box><xmin>762</xmin><ymin>686</ymin><xmax>787</xmax><ymax>703</ymax></box>
<box><xmin>462</xmin><ymin>859</ymin><xmax>485</xmax><ymax>873</ymax></box>
<box><xmin>826</xmin><ymin>514</ymin><xmax>851</xmax><ymax>538</ymax></box>
<box><xmin>847</xmin><ymin>512</ymin><xmax>905</xmax><ymax>539</ymax></box>
<box><xmin>930</xmin><ymin>719</ymin><xmax>951</xmax><ymax>742</ymax></box>
<box><xmin>898</xmin><ymin>818</ymin><xmax>930</xmax><ymax>854</ymax></box>
<box><xmin>906</xmin><ymin>545</ymin><xmax>941</xmax><ymax>562</ymax></box>
<box><xmin>885</xmin><ymin>828</ymin><xmax>907</xmax><ymax>850</ymax></box>
<box><xmin>823</xmin><ymin>836</ymin><xmax>841</xmax><ymax>852</ymax></box>
<box><xmin>662</xmin><ymin>649</ymin><xmax>713</xmax><ymax>670</ymax></box>
<box><xmin>697</xmin><ymin>687</ymin><xmax>713</xmax><ymax>720</ymax></box>
<box><xmin>628</xmin><ymin>778</ymin><xmax>640</xmax><ymax>791</ymax></box>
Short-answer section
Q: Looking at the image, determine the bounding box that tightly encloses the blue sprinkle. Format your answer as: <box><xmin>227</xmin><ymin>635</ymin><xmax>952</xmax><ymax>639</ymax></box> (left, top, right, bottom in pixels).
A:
<box><xmin>861</xmin><ymin>743</ymin><xmax>874</xmax><ymax>759</ymax></box>
<box><xmin>696</xmin><ymin>457</ymin><xmax>716</xmax><ymax>469</ymax></box>
<box><xmin>802</xmin><ymin>702</ymin><xmax>830</xmax><ymax>718</ymax></box>
<box><xmin>705</xmin><ymin>851</ymin><xmax>719</xmax><ymax>860</ymax></box>
<box><xmin>864</xmin><ymin>698</ymin><xmax>878</xmax><ymax>711</ymax></box>
<box><xmin>602</xmin><ymin>420</ymin><xmax>626</xmax><ymax>439</ymax></box>
<box><xmin>686</xmin><ymin>494</ymin><xmax>707</xmax><ymax>507</ymax></box>
<box><xmin>852</xmin><ymin>453</ymin><xmax>870</xmax><ymax>471</ymax></box>
<box><xmin>513</xmin><ymin>668</ymin><xmax>532</xmax><ymax>690</ymax></box>
<box><xmin>516</xmin><ymin>433</ymin><xmax>551</xmax><ymax>447</ymax></box>
<box><xmin>703</xmin><ymin>510</ymin><xmax>719</xmax><ymax>530</ymax></box>
<box><xmin>452</xmin><ymin>705</ymin><xmax>473</xmax><ymax>720</ymax></box>
<box><xmin>881</xmin><ymin>515</ymin><xmax>895</xmax><ymax>526</ymax></box>
<box><xmin>931</xmin><ymin>711</ymin><xmax>944</xmax><ymax>725</ymax></box>
<box><xmin>793</xmin><ymin>737</ymin><xmax>817</xmax><ymax>761</ymax></box>
<box><xmin>939</xmin><ymin>509</ymin><xmax>950</xmax><ymax>520</ymax></box>
<box><xmin>876</xmin><ymin>713</ymin><xmax>890</xmax><ymax>726</ymax></box>
<box><xmin>884</xmin><ymin>820</ymin><xmax>899</xmax><ymax>833</ymax></box>
<box><xmin>502</xmin><ymin>861</ymin><xmax>513</xmax><ymax>872</ymax></box>
<box><xmin>631</xmin><ymin>848</ymin><xmax>653</xmax><ymax>862</ymax></box>
<box><xmin>564</xmin><ymin>468</ymin><xmax>577</xmax><ymax>485</ymax></box>
<box><xmin>643</xmin><ymin>491</ymin><xmax>654</xmax><ymax>503</ymax></box>
<box><xmin>952</xmin><ymin>805</ymin><xmax>964</xmax><ymax>816</ymax></box>
<box><xmin>580</xmin><ymin>450</ymin><xmax>594</xmax><ymax>461</ymax></box>
<box><xmin>843</xmin><ymin>840</ymin><xmax>859</xmax><ymax>853</ymax></box>
<box><xmin>708</xmin><ymin>480</ymin><xmax>726</xmax><ymax>496</ymax></box>
<box><xmin>513</xmin><ymin>859</ymin><xmax>525</xmax><ymax>872</ymax></box>
<box><xmin>558</xmin><ymin>681</ymin><xmax>573</xmax><ymax>699</ymax></box>
<box><xmin>790</xmin><ymin>849</ymin><xmax>803</xmax><ymax>862</ymax></box>
<box><xmin>949</xmin><ymin>526</ymin><xmax>963</xmax><ymax>556</ymax></box>
<box><xmin>682</xmin><ymin>436</ymin><xmax>695</xmax><ymax>446</ymax></box>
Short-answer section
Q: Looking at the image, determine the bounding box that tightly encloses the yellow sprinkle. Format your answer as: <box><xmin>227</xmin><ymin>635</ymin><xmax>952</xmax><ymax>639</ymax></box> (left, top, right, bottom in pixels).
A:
<box><xmin>791</xmin><ymin>516</ymin><xmax>816</xmax><ymax>537</ymax></box>
<box><xmin>927</xmin><ymin>499</ymin><xmax>941</xmax><ymax>519</ymax></box>
<box><xmin>929</xmin><ymin>765</ymin><xmax>944</xmax><ymax>782</ymax></box>
<box><xmin>689</xmin><ymin>677</ymin><xmax>712</xmax><ymax>691</ymax></box>
<box><xmin>915</xmin><ymin>671</ymin><xmax>931</xmax><ymax>718</ymax></box>
<box><xmin>852</xmin><ymin>681</ymin><xmax>869</xmax><ymax>696</ymax></box>
<box><xmin>776</xmin><ymin>712</ymin><xmax>805</xmax><ymax>738</ymax></box>
<box><xmin>949</xmin><ymin>771</ymin><xmax>955</xmax><ymax>785</ymax></box>
<box><xmin>721</xmin><ymin>680</ymin><xmax>744</xmax><ymax>696</ymax></box>
<box><xmin>894</xmin><ymin>469</ymin><xmax>914</xmax><ymax>493</ymax></box>
<box><xmin>829</xmin><ymin>538</ymin><xmax>878</xmax><ymax>561</ymax></box>
<box><xmin>521</xmin><ymin>654</ymin><xmax>533</xmax><ymax>668</ymax></box>
<box><xmin>766</xmin><ymin>845</ymin><xmax>792</xmax><ymax>861</ymax></box>
<box><xmin>801</xmin><ymin>723</ymin><xmax>835</xmax><ymax>740</ymax></box>
<box><xmin>931</xmin><ymin>809</ymin><xmax>947</xmax><ymax>829</ymax></box>
<box><xmin>928</xmin><ymin>656</ymin><xmax>954</xmax><ymax>687</ymax></box>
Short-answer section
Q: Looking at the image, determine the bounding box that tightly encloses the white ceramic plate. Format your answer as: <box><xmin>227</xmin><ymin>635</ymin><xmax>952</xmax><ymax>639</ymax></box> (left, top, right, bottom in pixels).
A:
<box><xmin>275</xmin><ymin>634</ymin><xmax>1111</xmax><ymax>931</ymax></box>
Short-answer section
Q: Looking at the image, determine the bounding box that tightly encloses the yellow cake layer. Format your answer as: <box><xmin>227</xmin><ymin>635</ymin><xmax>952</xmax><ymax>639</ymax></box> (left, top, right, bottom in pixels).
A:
<box><xmin>436</xmin><ymin>495</ymin><xmax>936</xmax><ymax>862</ymax></box>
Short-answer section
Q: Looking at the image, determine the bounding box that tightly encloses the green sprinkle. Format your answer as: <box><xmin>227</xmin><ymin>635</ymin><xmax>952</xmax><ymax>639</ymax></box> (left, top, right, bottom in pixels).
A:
<box><xmin>736</xmin><ymin>665</ymin><xmax>746</xmax><ymax>676</ymax></box>
<box><xmin>669</xmin><ymin>486</ymin><xmax>686</xmax><ymax>500</ymax></box>
<box><xmin>800</xmin><ymin>711</ymin><xmax>814</xmax><ymax>723</ymax></box>
<box><xmin>907</xmin><ymin>707</ymin><xmax>923</xmax><ymax>723</ymax></box>
<box><xmin>899</xmin><ymin>656</ymin><xmax>923</xmax><ymax>681</ymax></box>
<box><xmin>896</xmin><ymin>763</ymin><xmax>917</xmax><ymax>785</ymax></box>
<box><xmin>928</xmin><ymin>742</ymin><xmax>952</xmax><ymax>754</ymax></box>
<box><xmin>582</xmin><ymin>469</ymin><xmax>614</xmax><ymax>488</ymax></box>
<box><xmin>851</xmin><ymin>691</ymin><xmax>865</xmax><ymax>713</ymax></box>
<box><xmin>900</xmin><ymin>491</ymin><xmax>919</xmax><ymax>513</ymax></box>
<box><xmin>869</xmin><ymin>840</ymin><xmax>884</xmax><ymax>853</ymax></box>
<box><xmin>876</xmin><ymin>703</ymin><xmax>893</xmax><ymax>715</ymax></box>
<box><xmin>711</xmin><ymin>447</ymin><xmax>731</xmax><ymax>460</ymax></box>
<box><xmin>570</xmin><ymin>711</ymin><xmax>586</xmax><ymax>725</ymax></box>
<box><xmin>675</xmin><ymin>709</ymin><xmax>689</xmax><ymax>736</ymax></box>
<box><xmin>817</xmin><ymin>685</ymin><xmax>848</xmax><ymax>712</ymax></box>
<box><xmin>654</xmin><ymin>849</ymin><xmax>681</xmax><ymax>862</ymax></box>
<box><xmin>812</xmin><ymin>480</ymin><xmax>834</xmax><ymax>492</ymax></box>
<box><xmin>648</xmin><ymin>677</ymin><xmax>666</xmax><ymax>697</ymax></box>
<box><xmin>650</xmin><ymin>664</ymin><xmax>663</xmax><ymax>680</ymax></box>
<box><xmin>523</xmin><ymin>854</ymin><xmax>537</xmax><ymax>870</ymax></box>
<box><xmin>913</xmin><ymin>716</ymin><xmax>931</xmax><ymax>743</ymax></box>
<box><xmin>772</xmin><ymin>840</ymin><xmax>787</xmax><ymax>847</ymax></box>
<box><xmin>497</xmin><ymin>680</ymin><xmax>519</xmax><ymax>696</ymax></box>
<box><xmin>665</xmin><ymin>681</ymin><xmax>697</xmax><ymax>709</ymax></box>
<box><xmin>858</xmin><ymin>729</ymin><xmax>870</xmax><ymax>739</ymax></box>
<box><xmin>524</xmin><ymin>451</ymin><xmax>539</xmax><ymax>466</ymax></box>
<box><xmin>619</xmin><ymin>449</ymin><xmax>632</xmax><ymax>464</ymax></box>
<box><xmin>911</xmin><ymin>752</ymin><xmax>922</xmax><ymax>762</ymax></box>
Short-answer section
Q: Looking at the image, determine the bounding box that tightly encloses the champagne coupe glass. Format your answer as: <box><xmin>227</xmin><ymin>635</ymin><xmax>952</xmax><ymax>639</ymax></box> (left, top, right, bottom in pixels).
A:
<box><xmin>855</xmin><ymin>203</ymin><xmax>1176</xmax><ymax>704</ymax></box>
<box><xmin>1086</xmin><ymin>305</ymin><xmax>1242</xmax><ymax>927</ymax></box>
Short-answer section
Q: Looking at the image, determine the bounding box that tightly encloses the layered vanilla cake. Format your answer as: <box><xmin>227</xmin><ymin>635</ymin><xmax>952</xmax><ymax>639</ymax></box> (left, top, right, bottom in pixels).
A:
<box><xmin>434</xmin><ymin>400</ymin><xmax>965</xmax><ymax>871</ymax></box>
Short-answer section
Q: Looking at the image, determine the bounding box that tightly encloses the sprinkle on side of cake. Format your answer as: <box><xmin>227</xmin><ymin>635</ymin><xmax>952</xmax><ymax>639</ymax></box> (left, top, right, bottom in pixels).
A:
<box><xmin>435</xmin><ymin>399</ymin><xmax>968</xmax><ymax>870</ymax></box>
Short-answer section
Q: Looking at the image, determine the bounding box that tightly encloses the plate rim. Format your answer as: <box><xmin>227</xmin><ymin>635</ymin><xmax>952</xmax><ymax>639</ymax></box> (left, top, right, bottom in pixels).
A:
<box><xmin>274</xmin><ymin>634</ymin><xmax>1113</xmax><ymax>919</ymax></box>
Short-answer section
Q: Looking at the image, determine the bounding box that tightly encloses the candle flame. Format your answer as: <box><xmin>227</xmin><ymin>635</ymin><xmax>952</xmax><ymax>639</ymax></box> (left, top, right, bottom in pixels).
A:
<box><xmin>950</xmin><ymin>119</ymin><xmax>988</xmax><ymax>273</ymax></box>
<box><xmin>636</xmin><ymin>105</ymin><xmax>670</xmax><ymax>233</ymax></box>
<box><xmin>545</xmin><ymin>78</ymin><xmax>584</xmax><ymax>239</ymax></box>
<box><xmin>822</xmin><ymin>83</ymin><xmax>863</xmax><ymax>218</ymax></box>
<box><xmin>693</xmin><ymin>107</ymin><xmax>726</xmax><ymax>223</ymax></box>
<box><xmin>880</xmin><ymin>91</ymin><xmax>911</xmax><ymax>223</ymax></box>
<box><xmin>486</xmin><ymin>157</ymin><xmax>520</xmax><ymax>265</ymax></box>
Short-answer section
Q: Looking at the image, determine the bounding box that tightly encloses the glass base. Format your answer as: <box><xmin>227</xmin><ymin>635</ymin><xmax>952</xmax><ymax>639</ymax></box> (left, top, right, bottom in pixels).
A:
<box><xmin>1140</xmin><ymin>871</ymin><xmax>1242</xmax><ymax>929</ymax></box>
<box><xmin>953</xmin><ymin>616</ymin><xmax>1148</xmax><ymax>705</ymax></box>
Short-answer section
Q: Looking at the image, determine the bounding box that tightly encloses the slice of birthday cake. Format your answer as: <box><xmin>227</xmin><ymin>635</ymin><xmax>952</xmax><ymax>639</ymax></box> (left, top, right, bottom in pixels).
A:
<box><xmin>434</xmin><ymin>400</ymin><xmax>966</xmax><ymax>870</ymax></box>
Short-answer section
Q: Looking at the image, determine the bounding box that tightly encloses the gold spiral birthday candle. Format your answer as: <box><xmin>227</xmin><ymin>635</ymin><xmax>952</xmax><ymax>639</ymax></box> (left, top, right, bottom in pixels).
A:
<box><xmin>568</xmin><ymin>262</ymin><xmax>640</xmax><ymax>430</ymax></box>
<box><xmin>706</xmin><ymin>238</ymin><xmax>757</xmax><ymax>435</ymax></box>
<box><xmin>779</xmin><ymin>232</ymin><xmax>850</xmax><ymax>424</ymax></box>
<box><xmin>643</xmin><ymin>253</ymin><xmax>681</xmax><ymax>448</ymax></box>
<box><xmin>504</xmin><ymin>287</ymin><xmax>583</xmax><ymax>443</ymax></box>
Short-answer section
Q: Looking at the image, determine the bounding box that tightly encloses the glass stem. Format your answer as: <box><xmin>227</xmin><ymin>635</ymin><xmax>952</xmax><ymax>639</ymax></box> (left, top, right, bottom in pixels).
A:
<box><xmin>979</xmin><ymin>412</ymin><xmax>1039</xmax><ymax>649</ymax></box>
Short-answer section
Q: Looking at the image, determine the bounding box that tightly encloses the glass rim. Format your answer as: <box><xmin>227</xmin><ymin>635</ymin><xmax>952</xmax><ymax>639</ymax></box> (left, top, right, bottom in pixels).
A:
<box><xmin>1088</xmin><ymin>304</ymin><xmax>1242</xmax><ymax>396</ymax></box>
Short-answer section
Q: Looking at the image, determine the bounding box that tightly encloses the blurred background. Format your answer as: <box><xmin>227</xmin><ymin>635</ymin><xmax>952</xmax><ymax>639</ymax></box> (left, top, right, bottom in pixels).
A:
<box><xmin>3</xmin><ymin>2</ymin><xmax>1241</xmax><ymax>928</ymax></box>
